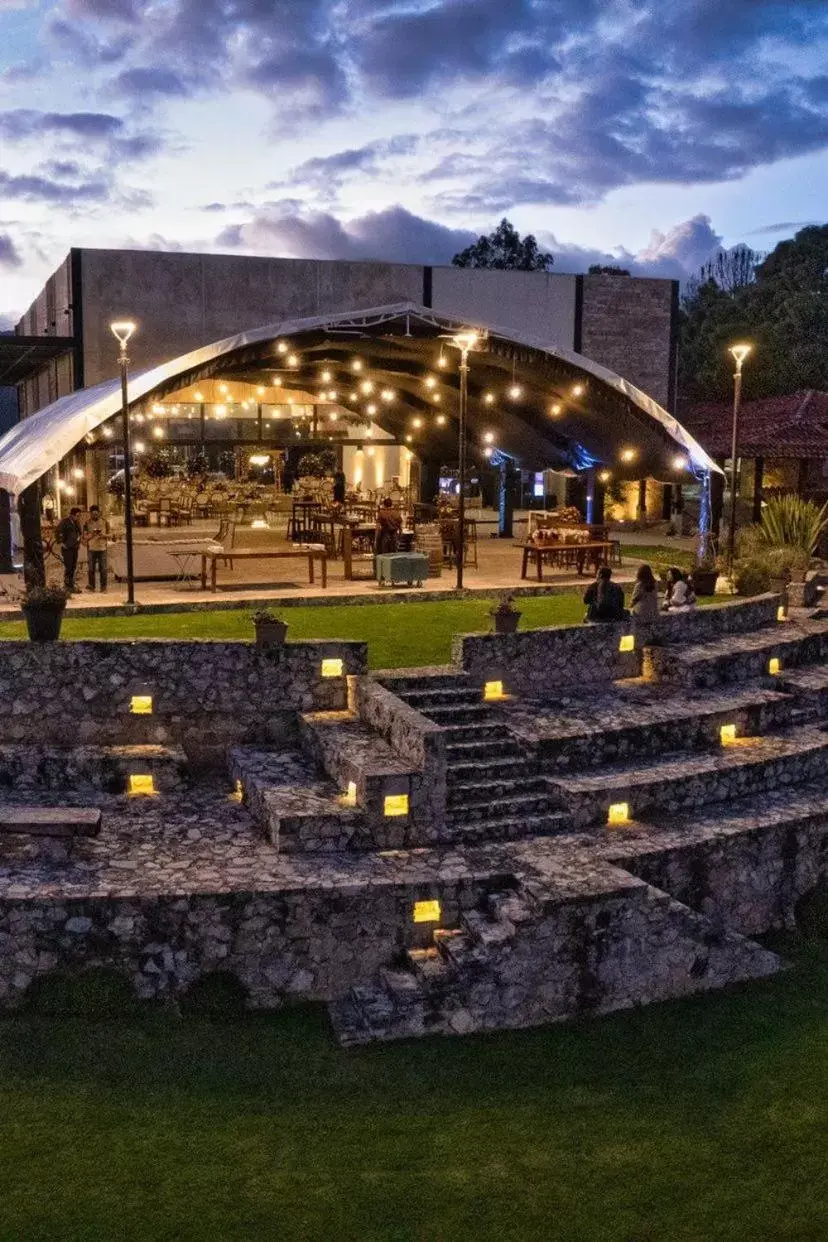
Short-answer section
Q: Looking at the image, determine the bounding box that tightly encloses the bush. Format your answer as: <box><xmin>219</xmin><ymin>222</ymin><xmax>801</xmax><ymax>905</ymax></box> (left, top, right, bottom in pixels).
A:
<box><xmin>24</xmin><ymin>967</ymin><xmax>139</xmax><ymax>1017</ymax></box>
<box><xmin>761</xmin><ymin>495</ymin><xmax>828</xmax><ymax>555</ymax></box>
<box><xmin>733</xmin><ymin>558</ymin><xmax>772</xmax><ymax>596</ymax></box>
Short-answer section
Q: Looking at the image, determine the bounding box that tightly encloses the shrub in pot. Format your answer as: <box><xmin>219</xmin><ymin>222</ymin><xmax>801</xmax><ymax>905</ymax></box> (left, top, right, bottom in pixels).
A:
<box><xmin>21</xmin><ymin>584</ymin><xmax>68</xmax><ymax>641</ymax></box>
<box><xmin>251</xmin><ymin>608</ymin><xmax>287</xmax><ymax>648</ymax></box>
<box><xmin>733</xmin><ymin>558</ymin><xmax>772</xmax><ymax>597</ymax></box>
<box><xmin>490</xmin><ymin>594</ymin><xmax>521</xmax><ymax>635</ymax></box>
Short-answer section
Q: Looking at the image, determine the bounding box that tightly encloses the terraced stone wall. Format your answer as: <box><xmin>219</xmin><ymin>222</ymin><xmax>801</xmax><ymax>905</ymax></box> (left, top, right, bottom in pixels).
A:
<box><xmin>0</xmin><ymin>639</ymin><xmax>367</xmax><ymax>753</ymax></box>
<box><xmin>453</xmin><ymin>595</ymin><xmax>782</xmax><ymax>694</ymax></box>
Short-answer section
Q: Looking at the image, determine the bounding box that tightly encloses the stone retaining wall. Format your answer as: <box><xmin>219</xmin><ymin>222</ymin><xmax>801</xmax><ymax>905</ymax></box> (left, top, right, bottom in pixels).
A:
<box><xmin>0</xmin><ymin>639</ymin><xmax>367</xmax><ymax>752</ymax></box>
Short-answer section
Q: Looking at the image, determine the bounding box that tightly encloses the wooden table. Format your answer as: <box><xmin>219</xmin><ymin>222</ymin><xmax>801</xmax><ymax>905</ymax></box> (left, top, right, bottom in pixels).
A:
<box><xmin>521</xmin><ymin>541</ymin><xmax>613</xmax><ymax>580</ymax></box>
<box><xmin>201</xmin><ymin>547</ymin><xmax>327</xmax><ymax>591</ymax></box>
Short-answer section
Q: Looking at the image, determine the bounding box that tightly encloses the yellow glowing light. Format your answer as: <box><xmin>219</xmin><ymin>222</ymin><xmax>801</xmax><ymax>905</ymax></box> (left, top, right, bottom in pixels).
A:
<box><xmin>72</xmin><ymin>467</ymin><xmax>84</xmax><ymax>480</ymax></box>
<box><xmin>287</xmin><ymin>353</ymin><xmax>298</xmax><ymax>367</ymax></box>
<box><xmin>405</xmin><ymin>434</ymin><xmax>413</xmax><ymax>443</ymax></box>
<box><xmin>484</xmin><ymin>447</ymin><xmax>493</xmax><ymax>458</ymax></box>
<box><xmin>777</xmin><ymin>605</ymin><xmax>787</xmax><ymax>622</ymax></box>
<box><xmin>436</xmin><ymin>414</ymin><xmax>447</xmax><ymax>425</ymax></box>
<box><xmin>152</xmin><ymin>426</ymin><xmax>165</xmax><ymax>438</ymax></box>
<box><xmin>729</xmin><ymin>342</ymin><xmax>752</xmax><ymax>368</ymax></box>
<box><xmin>431</xmin><ymin>392</ymin><xmax>441</xmax><ymax>403</ymax></box>
<box><xmin>103</xmin><ymin>427</ymin><xmax>113</xmax><ymax>438</ymax></box>
<box><xmin>218</xmin><ymin>383</ymin><xmax>228</xmax><ymax>395</ymax></box>
<box><xmin>321</xmin><ymin>658</ymin><xmax>344</xmax><ymax>678</ymax></box>
<box><xmin>599</xmin><ymin>470</ymin><xmax>611</xmax><ymax>483</ymax></box>
<box><xmin>621</xmin><ymin>448</ymin><xmax>637</xmax><ymax>462</ymax></box>
<box><xmin>229</xmin><ymin>778</ymin><xmax>244</xmax><ymax>803</ymax></box>
<box><xmin>769</xmin><ymin>657</ymin><xmax>781</xmax><ymax>675</ymax></box>
<box><xmin>366</xmin><ymin>445</ymin><xmax>375</xmax><ymax>456</ymax></box>
<box><xmin>608</xmin><ymin>802</ymin><xmax>630</xmax><ymax>826</ymax></box>
<box><xmin>381</xmin><ymin>388</ymin><xmax>395</xmax><ymax>402</ymax></box>
<box><xmin>366</xmin><ymin>403</ymin><xmax>377</xmax><ymax>416</ymax></box>
<box><xmin>571</xmin><ymin>383</ymin><xmax>585</xmax><ymax>397</ymax></box>
<box><xmin>272</xmin><ymin>375</ymin><xmax>282</xmax><ymax>387</ymax></box>
<box><xmin>366</xmin><ymin>424</ymin><xmax>374</xmax><ymax>437</ymax></box>
<box><xmin>342</xmin><ymin>780</ymin><xmax>357</xmax><ymax>807</ymax></box>
<box><xmin>484</xmin><ymin>431</ymin><xmax>495</xmax><ymax>444</ymax></box>
<box><xmin>424</xmin><ymin>376</ymin><xmax>437</xmax><ymax>389</ymax></box>
<box><xmin>550</xmin><ymin>403</ymin><xmax>562</xmax><ymax>416</ymax></box>
<box><xmin>483</xmin><ymin>680</ymin><xmax>505</xmax><ymax>701</ymax></box>
<box><xmin>277</xmin><ymin>341</ymin><xmax>288</xmax><ymax>354</ymax></box>
<box><xmin>351</xmin><ymin>358</ymin><xmax>363</xmax><ymax>372</ymax></box>
<box><xmin>360</xmin><ymin>379</ymin><xmax>374</xmax><ymax>395</ymax></box>
<box><xmin>452</xmin><ymin>330</ymin><xmax>479</xmax><ymax>352</ymax></box>
<box><xmin>130</xmin><ymin>695</ymin><xmax>152</xmax><ymax>715</ymax></box>
<box><xmin>437</xmin><ymin>355</ymin><xmax>448</xmax><ymax>368</ymax></box>
<box><xmin>720</xmin><ymin>724</ymin><xmax>737</xmax><ymax>745</ymax></box>
<box><xmin>349</xmin><ymin>391</ymin><xmax>358</xmax><ymax>401</ymax></box>
<box><xmin>508</xmin><ymin>384</ymin><xmax>523</xmax><ymax>400</ymax></box>
<box><xmin>384</xmin><ymin>793</ymin><xmax>409</xmax><ymax>818</ymax></box>
<box><xmin>619</xmin><ymin>635</ymin><xmax>635</xmax><ymax>653</ymax></box>
<box><xmin>249</xmin><ymin>454</ymin><xmax>270</xmax><ymax>466</ymax></box>
<box><xmin>413</xmin><ymin>899</ymin><xmax>441</xmax><ymax>923</ymax></box>
<box><xmin>412</xmin><ymin>417</ymin><xmax>423</xmax><ymax>428</ymax></box>
<box><xmin>194</xmin><ymin>390</ymin><xmax>204</xmax><ymax>401</ymax></box>
<box><xmin>134</xmin><ymin>441</ymin><xmax>145</xmax><ymax>453</ymax></box>
<box><xmin>484</xmin><ymin>392</ymin><xmax>495</xmax><ymax>404</ymax></box>
<box><xmin>256</xmin><ymin>385</ymin><xmax>265</xmax><ymax>395</ymax></box>
<box><xmin>672</xmin><ymin>455</ymin><xmax>687</xmax><ymax>471</ymax></box>
<box><xmin>329</xmin><ymin>411</ymin><xmax>338</xmax><ymax>422</ymax></box>
<box><xmin>321</xmin><ymin>369</ymin><xmax>332</xmax><ymax>382</ymax></box>
<box><xmin>128</xmin><ymin>773</ymin><xmax>155</xmax><ymax>796</ymax></box>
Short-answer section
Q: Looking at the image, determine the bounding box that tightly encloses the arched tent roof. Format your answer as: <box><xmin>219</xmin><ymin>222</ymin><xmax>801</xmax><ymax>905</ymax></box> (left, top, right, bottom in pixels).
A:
<box><xmin>0</xmin><ymin>301</ymin><xmax>719</xmax><ymax>496</ymax></box>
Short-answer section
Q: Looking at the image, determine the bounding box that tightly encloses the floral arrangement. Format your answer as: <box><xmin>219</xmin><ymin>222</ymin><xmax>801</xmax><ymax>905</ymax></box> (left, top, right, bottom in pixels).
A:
<box><xmin>21</xmin><ymin>584</ymin><xmax>69</xmax><ymax>610</ymax></box>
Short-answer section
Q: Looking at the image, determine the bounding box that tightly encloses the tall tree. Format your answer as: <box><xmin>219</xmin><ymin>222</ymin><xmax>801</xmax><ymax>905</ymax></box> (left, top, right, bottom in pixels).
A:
<box><xmin>679</xmin><ymin>225</ymin><xmax>828</xmax><ymax>402</ymax></box>
<box><xmin>452</xmin><ymin>218</ymin><xmax>554</xmax><ymax>271</ymax></box>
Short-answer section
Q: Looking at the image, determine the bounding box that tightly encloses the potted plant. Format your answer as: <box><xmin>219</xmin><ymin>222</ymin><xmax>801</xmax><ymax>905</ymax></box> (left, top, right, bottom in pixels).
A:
<box><xmin>251</xmin><ymin>608</ymin><xmax>288</xmax><ymax>648</ymax></box>
<box><xmin>691</xmin><ymin>534</ymin><xmax>719</xmax><ymax>596</ymax></box>
<box><xmin>490</xmin><ymin>594</ymin><xmax>521</xmax><ymax>635</ymax></box>
<box><xmin>21</xmin><ymin>584</ymin><xmax>68</xmax><ymax>642</ymax></box>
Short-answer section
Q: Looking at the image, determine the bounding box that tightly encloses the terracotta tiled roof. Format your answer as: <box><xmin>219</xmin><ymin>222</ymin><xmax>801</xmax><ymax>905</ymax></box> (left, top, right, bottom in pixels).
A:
<box><xmin>681</xmin><ymin>390</ymin><xmax>828</xmax><ymax>458</ymax></box>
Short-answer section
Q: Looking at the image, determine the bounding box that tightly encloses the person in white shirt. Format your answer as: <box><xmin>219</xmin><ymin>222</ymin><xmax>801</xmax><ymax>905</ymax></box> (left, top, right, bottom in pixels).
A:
<box><xmin>663</xmin><ymin>566</ymin><xmax>697</xmax><ymax>611</ymax></box>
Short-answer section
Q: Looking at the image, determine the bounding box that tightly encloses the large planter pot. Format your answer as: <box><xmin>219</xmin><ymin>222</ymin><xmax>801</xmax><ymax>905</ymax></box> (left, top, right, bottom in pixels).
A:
<box><xmin>691</xmin><ymin>569</ymin><xmax>718</xmax><ymax>596</ymax></box>
<box><xmin>493</xmin><ymin>611</ymin><xmax>521</xmax><ymax>635</ymax></box>
<box><xmin>254</xmin><ymin>619</ymin><xmax>288</xmax><ymax>648</ymax></box>
<box><xmin>22</xmin><ymin>604</ymin><xmax>65</xmax><ymax>642</ymax></box>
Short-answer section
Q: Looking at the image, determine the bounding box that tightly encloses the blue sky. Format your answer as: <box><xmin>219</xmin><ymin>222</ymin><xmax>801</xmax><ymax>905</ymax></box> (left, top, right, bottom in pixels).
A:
<box><xmin>0</xmin><ymin>0</ymin><xmax>826</xmax><ymax>326</ymax></box>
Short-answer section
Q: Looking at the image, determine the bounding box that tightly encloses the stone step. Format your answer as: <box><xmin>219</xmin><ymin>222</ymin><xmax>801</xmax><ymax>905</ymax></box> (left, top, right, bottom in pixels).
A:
<box><xmin>440</xmin><ymin>721</ymin><xmax>512</xmax><ymax>745</ymax></box>
<box><xmin>419</xmin><ymin>703</ymin><xmax>497</xmax><ymax>725</ymax></box>
<box><xmin>779</xmin><ymin>666</ymin><xmax>828</xmax><ymax>719</ymax></box>
<box><xmin>446</xmin><ymin>810</ymin><xmax>570</xmax><ymax>843</ymax></box>
<box><xmin>647</xmin><ymin>623</ymin><xmax>827</xmax><ymax>689</ymax></box>
<box><xmin>550</xmin><ymin>726</ymin><xmax>828</xmax><ymax>827</ymax></box>
<box><xmin>377</xmin><ymin>669</ymin><xmax>471</xmax><ymax>695</ymax></box>
<box><xmin>0</xmin><ymin>743</ymin><xmax>189</xmax><ymax>794</ymax></box>
<box><xmin>447</xmin><ymin>755</ymin><xmax>529</xmax><ymax>783</ymax></box>
<box><xmin>445</xmin><ymin>737</ymin><xmax>523</xmax><ymax>762</ymax></box>
<box><xmin>447</xmin><ymin>778</ymin><xmax>549</xmax><ymax>809</ymax></box>
<box><xmin>399</xmin><ymin>686</ymin><xmax>483</xmax><ymax>710</ymax></box>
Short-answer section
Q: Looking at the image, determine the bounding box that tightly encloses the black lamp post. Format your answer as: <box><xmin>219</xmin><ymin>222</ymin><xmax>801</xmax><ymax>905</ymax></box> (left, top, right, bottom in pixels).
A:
<box><xmin>449</xmin><ymin>330</ymin><xmax>481</xmax><ymax>590</ymax></box>
<box><xmin>726</xmin><ymin>342</ymin><xmax>752</xmax><ymax>572</ymax></box>
<box><xmin>110</xmin><ymin>320</ymin><xmax>137</xmax><ymax>606</ymax></box>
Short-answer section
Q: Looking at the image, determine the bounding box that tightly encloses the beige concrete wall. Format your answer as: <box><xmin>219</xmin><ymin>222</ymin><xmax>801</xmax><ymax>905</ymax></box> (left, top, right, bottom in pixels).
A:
<box><xmin>77</xmin><ymin>251</ymin><xmax>425</xmax><ymax>386</ymax></box>
<box><xmin>431</xmin><ymin>267</ymin><xmax>577</xmax><ymax>348</ymax></box>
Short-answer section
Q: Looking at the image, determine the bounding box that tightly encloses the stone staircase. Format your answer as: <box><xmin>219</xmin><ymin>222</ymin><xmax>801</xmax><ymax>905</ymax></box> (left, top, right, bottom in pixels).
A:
<box><xmin>386</xmin><ymin>674</ymin><xmax>569</xmax><ymax>843</ymax></box>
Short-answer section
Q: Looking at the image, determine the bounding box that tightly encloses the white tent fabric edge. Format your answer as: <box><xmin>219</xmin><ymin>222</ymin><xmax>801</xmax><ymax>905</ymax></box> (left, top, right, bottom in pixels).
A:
<box><xmin>0</xmin><ymin>300</ymin><xmax>720</xmax><ymax>496</ymax></box>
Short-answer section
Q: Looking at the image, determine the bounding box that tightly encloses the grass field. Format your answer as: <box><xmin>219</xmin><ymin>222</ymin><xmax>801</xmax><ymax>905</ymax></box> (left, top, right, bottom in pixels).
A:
<box><xmin>1</xmin><ymin>935</ymin><xmax>826</xmax><ymax>1241</ymax></box>
<box><xmin>0</xmin><ymin>590</ymin><xmax>716</xmax><ymax>669</ymax></box>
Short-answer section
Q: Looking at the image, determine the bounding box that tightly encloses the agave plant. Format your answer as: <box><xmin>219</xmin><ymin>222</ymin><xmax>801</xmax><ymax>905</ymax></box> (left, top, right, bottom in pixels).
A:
<box><xmin>760</xmin><ymin>495</ymin><xmax>828</xmax><ymax>556</ymax></box>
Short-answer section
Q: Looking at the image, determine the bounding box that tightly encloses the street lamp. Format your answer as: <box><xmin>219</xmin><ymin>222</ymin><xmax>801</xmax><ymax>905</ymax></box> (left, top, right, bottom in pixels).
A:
<box><xmin>111</xmin><ymin>320</ymin><xmax>137</xmax><ymax>606</ymax></box>
<box><xmin>448</xmin><ymin>330</ymin><xmax>481</xmax><ymax>590</ymax></box>
<box><xmin>726</xmin><ymin>342</ymin><xmax>752</xmax><ymax>571</ymax></box>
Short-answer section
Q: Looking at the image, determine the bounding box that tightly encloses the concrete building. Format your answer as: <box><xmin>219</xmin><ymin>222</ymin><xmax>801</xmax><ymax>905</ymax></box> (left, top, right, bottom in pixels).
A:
<box><xmin>12</xmin><ymin>250</ymin><xmax>679</xmax><ymax>418</ymax></box>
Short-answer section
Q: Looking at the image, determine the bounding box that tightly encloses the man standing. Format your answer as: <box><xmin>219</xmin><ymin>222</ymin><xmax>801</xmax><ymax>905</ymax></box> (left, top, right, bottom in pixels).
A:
<box><xmin>84</xmin><ymin>505</ymin><xmax>110</xmax><ymax>593</ymax></box>
<box><xmin>55</xmin><ymin>506</ymin><xmax>82</xmax><ymax>593</ymax></box>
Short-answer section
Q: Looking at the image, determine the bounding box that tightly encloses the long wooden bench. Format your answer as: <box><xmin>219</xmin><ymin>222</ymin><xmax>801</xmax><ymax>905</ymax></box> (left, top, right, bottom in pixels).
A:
<box><xmin>200</xmin><ymin>547</ymin><xmax>328</xmax><ymax>591</ymax></box>
<box><xmin>0</xmin><ymin>807</ymin><xmax>101</xmax><ymax>862</ymax></box>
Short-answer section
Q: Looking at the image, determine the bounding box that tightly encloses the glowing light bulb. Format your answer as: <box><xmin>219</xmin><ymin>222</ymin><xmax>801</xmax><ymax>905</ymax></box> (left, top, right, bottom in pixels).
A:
<box><xmin>571</xmin><ymin>383</ymin><xmax>584</xmax><ymax>397</ymax></box>
<box><xmin>405</xmin><ymin>434</ymin><xmax>413</xmax><ymax>443</ymax></box>
<box><xmin>672</xmin><ymin>455</ymin><xmax>687</xmax><ymax>471</ymax></box>
<box><xmin>152</xmin><ymin>426</ymin><xmax>164</xmax><ymax>438</ymax></box>
<box><xmin>329</xmin><ymin>412</ymin><xmax>338</xmax><ymax>421</ymax></box>
<box><xmin>256</xmin><ymin>386</ymin><xmax>265</xmax><ymax>396</ymax></box>
<box><xmin>432</xmin><ymin>392</ymin><xmax>441</xmax><ymax>403</ymax></box>
<box><xmin>599</xmin><ymin>470</ymin><xmax>611</xmax><ymax>483</ymax></box>
<box><xmin>437</xmin><ymin>355</ymin><xmax>447</xmax><ymax>368</ymax></box>
<box><xmin>508</xmin><ymin>383</ymin><xmax>523</xmax><ymax>400</ymax></box>
<box><xmin>621</xmin><ymin>448</ymin><xmax>637</xmax><ymax>462</ymax></box>
<box><xmin>381</xmin><ymin>389</ymin><xmax>394</xmax><ymax>402</ymax></box>
<box><xmin>272</xmin><ymin>376</ymin><xmax>282</xmax><ymax>387</ymax></box>
<box><xmin>425</xmin><ymin>376</ymin><xmax>437</xmax><ymax>389</ymax></box>
<box><xmin>360</xmin><ymin>380</ymin><xmax>374</xmax><ymax>395</ymax></box>
<box><xmin>484</xmin><ymin>431</ymin><xmax>494</xmax><ymax>444</ymax></box>
<box><xmin>436</xmin><ymin>414</ymin><xmax>446</xmax><ymax>426</ymax></box>
<box><xmin>366</xmin><ymin>403</ymin><xmax>377</xmax><ymax>416</ymax></box>
<box><xmin>276</xmin><ymin>341</ymin><xmax>288</xmax><ymax>354</ymax></box>
<box><xmin>218</xmin><ymin>384</ymin><xmax>228</xmax><ymax>395</ymax></box>
<box><xmin>412</xmin><ymin>417</ymin><xmax>422</xmax><ymax>428</ymax></box>
<box><xmin>484</xmin><ymin>392</ymin><xmax>495</xmax><ymax>405</ymax></box>
<box><xmin>366</xmin><ymin>425</ymin><xmax>374</xmax><ymax>437</ymax></box>
<box><xmin>321</xmin><ymin>369</ymin><xmax>331</xmax><ymax>382</ymax></box>
<box><xmin>483</xmin><ymin>447</ymin><xmax>493</xmax><ymax>458</ymax></box>
<box><xmin>194</xmin><ymin>390</ymin><xmax>204</xmax><ymax>401</ymax></box>
<box><xmin>550</xmin><ymin>403</ymin><xmax>562</xmax><ymax>416</ymax></box>
<box><xmin>366</xmin><ymin>445</ymin><xmax>375</xmax><ymax>456</ymax></box>
<box><xmin>287</xmin><ymin>353</ymin><xmax>298</xmax><ymax>367</ymax></box>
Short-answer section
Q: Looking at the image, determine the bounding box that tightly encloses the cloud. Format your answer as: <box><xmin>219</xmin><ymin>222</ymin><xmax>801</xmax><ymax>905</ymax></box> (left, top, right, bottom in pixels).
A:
<box><xmin>747</xmin><ymin>220</ymin><xmax>820</xmax><ymax>235</ymax></box>
<box><xmin>112</xmin><ymin>67</ymin><xmax>190</xmax><ymax>98</ymax></box>
<box><xmin>216</xmin><ymin>203</ymin><xmax>477</xmax><ymax>265</ymax></box>
<box><xmin>0</xmin><ymin>109</ymin><xmax>123</xmax><ymax>140</ymax></box>
<box><xmin>0</xmin><ymin>168</ymin><xmax>111</xmax><ymax>203</ymax></box>
<box><xmin>0</xmin><ymin>234</ymin><xmax>23</xmax><ymax>269</ymax></box>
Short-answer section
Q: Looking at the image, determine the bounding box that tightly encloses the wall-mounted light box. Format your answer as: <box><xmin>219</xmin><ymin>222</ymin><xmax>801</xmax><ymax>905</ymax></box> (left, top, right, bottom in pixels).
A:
<box><xmin>413</xmin><ymin>899</ymin><xmax>441</xmax><ymax>924</ymax></box>
<box><xmin>130</xmin><ymin>695</ymin><xmax>153</xmax><ymax>715</ymax></box>
<box><xmin>608</xmin><ymin>802</ymin><xmax>630</xmax><ymax>826</ymax></box>
<box><xmin>321</xmin><ymin>658</ymin><xmax>344</xmax><ymax>678</ymax></box>
<box><xmin>128</xmin><ymin>773</ymin><xmax>155</xmax><ymax>796</ymax></box>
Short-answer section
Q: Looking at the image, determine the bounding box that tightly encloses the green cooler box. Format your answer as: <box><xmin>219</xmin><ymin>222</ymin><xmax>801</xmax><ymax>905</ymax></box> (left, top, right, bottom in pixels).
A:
<box><xmin>376</xmin><ymin>552</ymin><xmax>429</xmax><ymax>587</ymax></box>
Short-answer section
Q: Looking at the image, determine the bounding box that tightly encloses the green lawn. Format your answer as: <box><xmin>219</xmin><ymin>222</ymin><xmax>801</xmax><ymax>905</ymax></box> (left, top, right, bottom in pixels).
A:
<box><xmin>1</xmin><ymin>936</ymin><xmax>826</xmax><ymax>1240</ymax></box>
<box><xmin>0</xmin><ymin>595</ymin><xmax>588</xmax><ymax>669</ymax></box>
<box><xmin>0</xmin><ymin>590</ymin><xmax>717</xmax><ymax>670</ymax></box>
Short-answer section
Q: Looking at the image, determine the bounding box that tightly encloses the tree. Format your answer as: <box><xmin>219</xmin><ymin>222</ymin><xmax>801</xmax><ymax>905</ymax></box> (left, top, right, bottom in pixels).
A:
<box><xmin>679</xmin><ymin>225</ymin><xmax>828</xmax><ymax>402</ymax></box>
<box><xmin>452</xmin><ymin>218</ymin><xmax>554</xmax><ymax>271</ymax></box>
<box><xmin>587</xmin><ymin>265</ymin><xmax>630</xmax><ymax>275</ymax></box>
<box><xmin>697</xmin><ymin>244</ymin><xmax>763</xmax><ymax>294</ymax></box>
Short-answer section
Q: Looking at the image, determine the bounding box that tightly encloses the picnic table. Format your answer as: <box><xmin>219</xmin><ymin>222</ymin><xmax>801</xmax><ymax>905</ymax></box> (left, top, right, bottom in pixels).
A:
<box><xmin>200</xmin><ymin>545</ymin><xmax>327</xmax><ymax>591</ymax></box>
<box><xmin>520</xmin><ymin>541</ymin><xmax>612</xmax><ymax>580</ymax></box>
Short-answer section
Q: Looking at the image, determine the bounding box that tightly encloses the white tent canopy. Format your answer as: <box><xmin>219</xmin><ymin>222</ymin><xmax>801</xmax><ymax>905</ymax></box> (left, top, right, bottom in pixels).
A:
<box><xmin>0</xmin><ymin>301</ymin><xmax>719</xmax><ymax>496</ymax></box>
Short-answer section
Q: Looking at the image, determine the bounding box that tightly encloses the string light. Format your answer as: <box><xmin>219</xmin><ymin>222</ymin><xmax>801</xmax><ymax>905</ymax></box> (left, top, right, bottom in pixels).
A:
<box><xmin>672</xmin><ymin>454</ymin><xmax>687</xmax><ymax>471</ymax></box>
<box><xmin>432</xmin><ymin>392</ymin><xmax>441</xmax><ymax>403</ymax></box>
<box><xmin>483</xmin><ymin>446</ymin><xmax>493</xmax><ymax>458</ymax></box>
<box><xmin>103</xmin><ymin>426</ymin><xmax>113</xmax><ymax>438</ymax></box>
<box><xmin>367</xmin><ymin>403</ymin><xmax>377</xmax><ymax>416</ymax></box>
<box><xmin>599</xmin><ymin>470</ymin><xmax>611</xmax><ymax>483</ymax></box>
<box><xmin>483</xmin><ymin>392</ymin><xmax>495</xmax><ymax>404</ymax></box>
<box><xmin>321</xmin><ymin>369</ymin><xmax>332</xmax><ymax>382</ymax></box>
<box><xmin>256</xmin><ymin>386</ymin><xmax>265</xmax><ymax>396</ymax></box>
<box><xmin>276</xmin><ymin>341</ymin><xmax>288</xmax><ymax>354</ymax></box>
<box><xmin>484</xmin><ymin>431</ymin><xmax>495</xmax><ymax>444</ymax></box>
<box><xmin>621</xmin><ymin>448</ymin><xmax>637</xmax><ymax>462</ymax></box>
<box><xmin>218</xmin><ymin>384</ymin><xmax>228</xmax><ymax>395</ymax></box>
<box><xmin>360</xmin><ymin>380</ymin><xmax>374</xmax><ymax>395</ymax></box>
<box><xmin>571</xmin><ymin>383</ymin><xmax>585</xmax><ymax>397</ymax></box>
<box><xmin>437</xmin><ymin>351</ymin><xmax>447</xmax><ymax>368</ymax></box>
<box><xmin>349</xmin><ymin>391</ymin><xmax>358</xmax><ymax>401</ymax></box>
<box><xmin>405</xmin><ymin>434</ymin><xmax>413</xmax><ymax>443</ymax></box>
<box><xmin>272</xmin><ymin>376</ymin><xmax>282</xmax><ymax>387</ymax></box>
<box><xmin>436</xmin><ymin>414</ymin><xmax>446</xmax><ymax>425</ymax></box>
<box><xmin>351</xmin><ymin>358</ymin><xmax>363</xmax><ymax>372</ymax></box>
<box><xmin>194</xmin><ymin>390</ymin><xmax>204</xmax><ymax>401</ymax></box>
<box><xmin>508</xmin><ymin>383</ymin><xmax>523</xmax><ymax>400</ymax></box>
<box><xmin>153</xmin><ymin>426</ymin><xmax>165</xmax><ymax>438</ymax></box>
<box><xmin>381</xmin><ymin>389</ymin><xmax>395</xmax><ymax>402</ymax></box>
<box><xmin>412</xmin><ymin>417</ymin><xmax>423</xmax><ymax>428</ymax></box>
<box><xmin>287</xmin><ymin>353</ymin><xmax>298</xmax><ymax>367</ymax></box>
<box><xmin>550</xmin><ymin>403</ymin><xmax>562</xmax><ymax>416</ymax></box>
<box><xmin>329</xmin><ymin>412</ymin><xmax>338</xmax><ymax>421</ymax></box>
<box><xmin>424</xmin><ymin>376</ymin><xmax>437</xmax><ymax>389</ymax></box>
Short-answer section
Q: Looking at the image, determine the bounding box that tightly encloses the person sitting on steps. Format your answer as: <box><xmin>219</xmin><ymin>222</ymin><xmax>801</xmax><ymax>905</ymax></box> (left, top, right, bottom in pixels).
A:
<box><xmin>583</xmin><ymin>565</ymin><xmax>628</xmax><ymax>623</ymax></box>
<box><xmin>663</xmin><ymin>566</ymin><xmax>697</xmax><ymax>611</ymax></box>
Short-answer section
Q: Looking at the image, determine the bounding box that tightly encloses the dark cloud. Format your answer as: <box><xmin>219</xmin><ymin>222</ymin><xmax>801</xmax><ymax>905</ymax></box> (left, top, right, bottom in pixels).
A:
<box><xmin>113</xmin><ymin>67</ymin><xmax>190</xmax><ymax>97</ymax></box>
<box><xmin>272</xmin><ymin>136</ymin><xmax>420</xmax><ymax>199</ymax></box>
<box><xmin>0</xmin><ymin>234</ymin><xmax>23</xmax><ymax>270</ymax></box>
<box><xmin>0</xmin><ymin>109</ymin><xmax>123</xmax><ymax>140</ymax></box>
<box><xmin>747</xmin><ymin>220</ymin><xmax>820</xmax><ymax>235</ymax></box>
<box><xmin>0</xmin><ymin>168</ymin><xmax>110</xmax><ymax>203</ymax></box>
